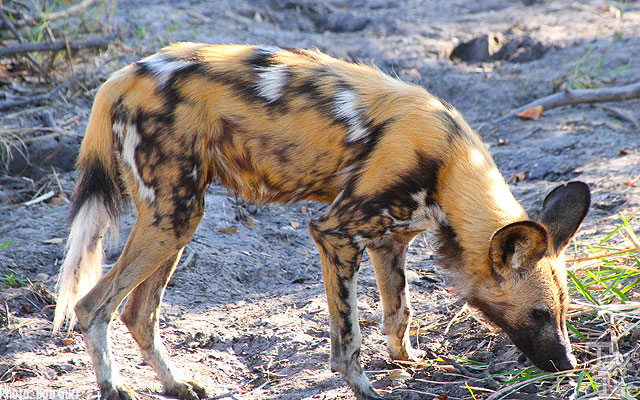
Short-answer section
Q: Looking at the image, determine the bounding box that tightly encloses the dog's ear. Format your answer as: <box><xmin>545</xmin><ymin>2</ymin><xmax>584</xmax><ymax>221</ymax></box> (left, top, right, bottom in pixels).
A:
<box><xmin>489</xmin><ymin>221</ymin><xmax>549</xmax><ymax>279</ymax></box>
<box><xmin>539</xmin><ymin>182</ymin><xmax>590</xmax><ymax>254</ymax></box>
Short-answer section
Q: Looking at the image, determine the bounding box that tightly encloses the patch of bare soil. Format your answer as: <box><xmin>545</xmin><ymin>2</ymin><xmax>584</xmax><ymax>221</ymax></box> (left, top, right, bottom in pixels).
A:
<box><xmin>1</xmin><ymin>0</ymin><xmax>639</xmax><ymax>399</ymax></box>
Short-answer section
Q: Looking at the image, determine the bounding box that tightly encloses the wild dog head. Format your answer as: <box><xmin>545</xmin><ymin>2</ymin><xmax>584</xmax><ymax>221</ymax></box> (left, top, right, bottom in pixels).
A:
<box><xmin>470</xmin><ymin>182</ymin><xmax>590</xmax><ymax>372</ymax></box>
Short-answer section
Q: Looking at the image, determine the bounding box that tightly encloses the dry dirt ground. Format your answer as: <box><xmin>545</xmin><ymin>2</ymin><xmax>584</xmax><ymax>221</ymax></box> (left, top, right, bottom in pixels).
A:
<box><xmin>1</xmin><ymin>0</ymin><xmax>640</xmax><ymax>399</ymax></box>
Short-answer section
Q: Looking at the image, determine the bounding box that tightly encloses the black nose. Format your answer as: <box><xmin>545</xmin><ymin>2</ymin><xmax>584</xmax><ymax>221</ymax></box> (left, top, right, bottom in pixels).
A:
<box><xmin>557</xmin><ymin>352</ymin><xmax>577</xmax><ymax>371</ymax></box>
<box><xmin>538</xmin><ymin>352</ymin><xmax>577</xmax><ymax>372</ymax></box>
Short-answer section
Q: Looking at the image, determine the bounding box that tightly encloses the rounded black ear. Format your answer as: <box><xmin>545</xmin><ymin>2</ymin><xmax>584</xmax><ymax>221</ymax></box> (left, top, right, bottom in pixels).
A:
<box><xmin>489</xmin><ymin>221</ymin><xmax>549</xmax><ymax>278</ymax></box>
<box><xmin>540</xmin><ymin>181</ymin><xmax>590</xmax><ymax>254</ymax></box>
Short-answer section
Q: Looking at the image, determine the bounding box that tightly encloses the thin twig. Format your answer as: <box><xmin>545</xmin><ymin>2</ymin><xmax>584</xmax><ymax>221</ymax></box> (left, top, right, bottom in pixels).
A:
<box><xmin>494</xmin><ymin>81</ymin><xmax>640</xmax><ymax>123</ymax></box>
<box><xmin>565</xmin><ymin>247</ymin><xmax>637</xmax><ymax>263</ymax></box>
<box><xmin>51</xmin><ymin>166</ymin><xmax>70</xmax><ymax>203</ymax></box>
<box><xmin>444</xmin><ymin>303</ymin><xmax>469</xmax><ymax>335</ymax></box>
<box><xmin>621</xmin><ymin>225</ymin><xmax>640</xmax><ymax>253</ymax></box>
<box><xmin>0</xmin><ymin>32</ymin><xmax>117</xmax><ymax>58</ymax></box>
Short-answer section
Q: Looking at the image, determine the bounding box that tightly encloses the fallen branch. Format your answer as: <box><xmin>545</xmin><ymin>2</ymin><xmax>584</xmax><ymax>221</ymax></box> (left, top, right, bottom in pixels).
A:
<box><xmin>494</xmin><ymin>81</ymin><xmax>640</xmax><ymax>123</ymax></box>
<box><xmin>0</xmin><ymin>32</ymin><xmax>117</xmax><ymax>58</ymax></box>
<box><xmin>0</xmin><ymin>0</ymin><xmax>100</xmax><ymax>29</ymax></box>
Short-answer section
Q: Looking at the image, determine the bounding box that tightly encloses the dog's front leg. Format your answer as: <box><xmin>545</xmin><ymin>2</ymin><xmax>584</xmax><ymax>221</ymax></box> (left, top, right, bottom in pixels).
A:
<box><xmin>309</xmin><ymin>211</ymin><xmax>381</xmax><ymax>400</ymax></box>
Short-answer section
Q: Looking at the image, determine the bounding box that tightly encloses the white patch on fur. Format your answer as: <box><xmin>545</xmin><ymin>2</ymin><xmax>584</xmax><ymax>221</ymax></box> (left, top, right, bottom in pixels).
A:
<box><xmin>408</xmin><ymin>191</ymin><xmax>449</xmax><ymax>230</ymax></box>
<box><xmin>329</xmin><ymin>189</ymin><xmax>346</xmax><ymax>209</ymax></box>
<box><xmin>256</xmin><ymin>46</ymin><xmax>281</xmax><ymax>56</ymax></box>
<box><xmin>139</xmin><ymin>331</ymin><xmax>185</xmax><ymax>389</ymax></box>
<box><xmin>255</xmin><ymin>64</ymin><xmax>288</xmax><ymax>103</ymax></box>
<box><xmin>112</xmin><ymin>121</ymin><xmax>125</xmax><ymax>142</ymax></box>
<box><xmin>333</xmin><ymin>90</ymin><xmax>369</xmax><ymax>143</ymax></box>
<box><xmin>139</xmin><ymin>54</ymin><xmax>194</xmax><ymax>88</ymax></box>
<box><xmin>352</xmin><ymin>234</ymin><xmax>368</xmax><ymax>249</ymax></box>
<box><xmin>122</xmin><ymin>124</ymin><xmax>155</xmax><ymax>202</ymax></box>
<box><xmin>381</xmin><ymin>209</ymin><xmax>411</xmax><ymax>228</ymax></box>
<box><xmin>84</xmin><ymin>320</ymin><xmax>123</xmax><ymax>387</ymax></box>
<box><xmin>189</xmin><ymin>166</ymin><xmax>198</xmax><ymax>181</ymax></box>
<box><xmin>511</xmin><ymin>242</ymin><xmax>526</xmax><ymax>269</ymax></box>
<box><xmin>53</xmin><ymin>198</ymin><xmax>110</xmax><ymax>332</ymax></box>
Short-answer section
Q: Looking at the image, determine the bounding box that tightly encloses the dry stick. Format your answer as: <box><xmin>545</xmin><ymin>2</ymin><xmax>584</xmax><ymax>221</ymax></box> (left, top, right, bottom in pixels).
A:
<box><xmin>494</xmin><ymin>81</ymin><xmax>640</xmax><ymax>123</ymax></box>
<box><xmin>0</xmin><ymin>32</ymin><xmax>117</xmax><ymax>58</ymax></box>
<box><xmin>0</xmin><ymin>0</ymin><xmax>100</xmax><ymax>29</ymax></box>
<box><xmin>565</xmin><ymin>247</ymin><xmax>637</xmax><ymax>263</ymax></box>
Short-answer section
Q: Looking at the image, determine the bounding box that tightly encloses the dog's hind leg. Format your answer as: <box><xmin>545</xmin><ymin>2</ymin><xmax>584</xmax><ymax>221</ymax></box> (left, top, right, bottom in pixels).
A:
<box><xmin>120</xmin><ymin>248</ymin><xmax>207</xmax><ymax>400</ymax></box>
<box><xmin>74</xmin><ymin>206</ymin><xmax>203</xmax><ymax>400</ymax></box>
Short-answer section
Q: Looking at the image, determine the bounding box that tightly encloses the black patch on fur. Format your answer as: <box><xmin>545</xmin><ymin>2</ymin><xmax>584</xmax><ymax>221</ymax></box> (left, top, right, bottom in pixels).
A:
<box><xmin>133</xmin><ymin>108</ymin><xmax>169</xmax><ymax>193</ymax></box>
<box><xmin>436</xmin><ymin>110</ymin><xmax>464</xmax><ymax>141</ymax></box>
<box><xmin>362</xmin><ymin>153</ymin><xmax>442</xmax><ymax>218</ymax></box>
<box><xmin>354</xmin><ymin>118</ymin><xmax>392</xmax><ymax>162</ymax></box>
<box><xmin>161</xmin><ymin>63</ymin><xmax>205</xmax><ymax>118</ymax></box>
<box><xmin>288</xmin><ymin>66</ymin><xmax>353</xmax><ymax>134</ymax></box>
<box><xmin>167</xmin><ymin>147</ymin><xmax>204</xmax><ymax>238</ymax></box>
<box><xmin>69</xmin><ymin>157</ymin><xmax>125</xmax><ymax>225</ymax></box>
<box><xmin>435</xmin><ymin>223</ymin><xmax>464</xmax><ymax>269</ymax></box>
<box><xmin>242</xmin><ymin>47</ymin><xmax>291</xmax><ymax>112</ymax></box>
<box><xmin>246</xmin><ymin>47</ymin><xmax>277</xmax><ymax>69</ymax></box>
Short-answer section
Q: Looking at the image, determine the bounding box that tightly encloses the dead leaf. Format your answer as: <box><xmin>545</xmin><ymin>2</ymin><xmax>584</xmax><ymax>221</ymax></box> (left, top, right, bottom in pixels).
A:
<box><xmin>43</xmin><ymin>238</ymin><xmax>64</xmax><ymax>245</ymax></box>
<box><xmin>218</xmin><ymin>226</ymin><xmax>238</xmax><ymax>234</ymax></box>
<box><xmin>62</xmin><ymin>338</ymin><xmax>73</xmax><ymax>345</ymax></box>
<box><xmin>436</xmin><ymin>394</ymin><xmax>449</xmax><ymax>400</ymax></box>
<box><xmin>389</xmin><ymin>369</ymin><xmax>411</xmax><ymax>381</ymax></box>
<box><xmin>359</xmin><ymin>318</ymin><xmax>379</xmax><ymax>326</ymax></box>
<box><xmin>400</xmin><ymin>68</ymin><xmax>421</xmax><ymax>79</ymax></box>
<box><xmin>246</xmin><ymin>217</ymin><xmax>255</xmax><ymax>227</ymax></box>
<box><xmin>47</xmin><ymin>196</ymin><xmax>65</xmax><ymax>205</ymax></box>
<box><xmin>447</xmin><ymin>288</ymin><xmax>455</xmax><ymax>293</ymax></box>
<box><xmin>301</xmin><ymin>206</ymin><xmax>308</xmax><ymax>215</ymax></box>
<box><xmin>625</xmin><ymin>181</ymin><xmax>636</xmax><ymax>187</ymax></box>
<box><xmin>516</xmin><ymin>105</ymin><xmax>544</xmax><ymax>120</ymax></box>
<box><xmin>290</xmin><ymin>221</ymin><xmax>300</xmax><ymax>229</ymax></box>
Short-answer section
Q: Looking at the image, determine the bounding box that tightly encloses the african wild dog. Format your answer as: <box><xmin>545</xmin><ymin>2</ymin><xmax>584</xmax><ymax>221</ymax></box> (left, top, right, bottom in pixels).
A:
<box><xmin>53</xmin><ymin>43</ymin><xmax>590</xmax><ymax>400</ymax></box>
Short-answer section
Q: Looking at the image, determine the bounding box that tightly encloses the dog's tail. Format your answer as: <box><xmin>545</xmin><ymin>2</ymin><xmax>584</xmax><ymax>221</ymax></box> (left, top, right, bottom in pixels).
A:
<box><xmin>53</xmin><ymin>76</ymin><xmax>128</xmax><ymax>332</ymax></box>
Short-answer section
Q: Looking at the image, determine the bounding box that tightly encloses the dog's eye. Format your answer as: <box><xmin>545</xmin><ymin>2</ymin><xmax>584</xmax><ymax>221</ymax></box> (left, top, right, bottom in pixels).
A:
<box><xmin>530</xmin><ymin>308</ymin><xmax>551</xmax><ymax>321</ymax></box>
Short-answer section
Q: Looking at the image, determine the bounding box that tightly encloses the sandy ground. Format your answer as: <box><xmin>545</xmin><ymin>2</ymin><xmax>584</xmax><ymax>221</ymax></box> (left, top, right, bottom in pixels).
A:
<box><xmin>1</xmin><ymin>0</ymin><xmax>639</xmax><ymax>399</ymax></box>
